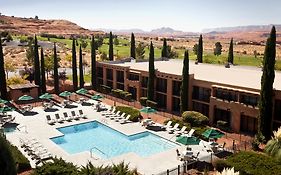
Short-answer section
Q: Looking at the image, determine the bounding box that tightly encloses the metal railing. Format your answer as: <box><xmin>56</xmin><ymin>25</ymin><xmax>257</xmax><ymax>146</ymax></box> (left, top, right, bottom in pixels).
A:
<box><xmin>17</xmin><ymin>125</ymin><xmax>28</xmax><ymax>133</ymax></box>
<box><xmin>90</xmin><ymin>146</ymin><xmax>108</xmax><ymax>160</ymax></box>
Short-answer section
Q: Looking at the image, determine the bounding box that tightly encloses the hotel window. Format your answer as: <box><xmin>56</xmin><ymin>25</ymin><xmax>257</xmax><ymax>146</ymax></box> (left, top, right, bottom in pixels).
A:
<box><xmin>274</xmin><ymin>100</ymin><xmax>281</xmax><ymax>121</ymax></box>
<box><xmin>156</xmin><ymin>93</ymin><xmax>167</xmax><ymax>109</ymax></box>
<box><xmin>116</xmin><ymin>71</ymin><xmax>124</xmax><ymax>83</ymax></box>
<box><xmin>240</xmin><ymin>114</ymin><xmax>258</xmax><ymax>134</ymax></box>
<box><xmin>215</xmin><ymin>89</ymin><xmax>237</xmax><ymax>102</ymax></box>
<box><xmin>172</xmin><ymin>97</ymin><xmax>180</xmax><ymax>113</ymax></box>
<box><xmin>97</xmin><ymin>67</ymin><xmax>103</xmax><ymax>78</ymax></box>
<box><xmin>172</xmin><ymin>81</ymin><xmax>181</xmax><ymax>96</ymax></box>
<box><xmin>192</xmin><ymin>102</ymin><xmax>209</xmax><ymax>117</ymax></box>
<box><xmin>240</xmin><ymin>94</ymin><xmax>259</xmax><ymax>107</ymax></box>
<box><xmin>214</xmin><ymin>108</ymin><xmax>231</xmax><ymax>127</ymax></box>
<box><xmin>128</xmin><ymin>73</ymin><xmax>139</xmax><ymax>81</ymax></box>
<box><xmin>192</xmin><ymin>86</ymin><xmax>211</xmax><ymax>102</ymax></box>
<box><xmin>106</xmin><ymin>69</ymin><xmax>113</xmax><ymax>80</ymax></box>
<box><xmin>141</xmin><ymin>89</ymin><xmax>147</xmax><ymax>97</ymax></box>
<box><xmin>156</xmin><ymin>78</ymin><xmax>167</xmax><ymax>93</ymax></box>
<box><xmin>97</xmin><ymin>78</ymin><xmax>103</xmax><ymax>86</ymax></box>
<box><xmin>141</xmin><ymin>77</ymin><xmax>148</xmax><ymax>88</ymax></box>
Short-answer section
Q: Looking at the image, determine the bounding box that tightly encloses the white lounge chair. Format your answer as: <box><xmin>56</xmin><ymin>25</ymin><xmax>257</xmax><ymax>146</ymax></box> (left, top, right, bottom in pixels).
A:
<box><xmin>78</xmin><ymin>109</ymin><xmax>87</xmax><ymax>119</ymax></box>
<box><xmin>114</xmin><ymin>112</ymin><xmax>125</xmax><ymax>121</ymax></box>
<box><xmin>55</xmin><ymin>113</ymin><xmax>64</xmax><ymax>123</ymax></box>
<box><xmin>176</xmin><ymin>126</ymin><xmax>187</xmax><ymax>135</ymax></box>
<box><xmin>63</xmin><ymin>112</ymin><xmax>72</xmax><ymax>122</ymax></box>
<box><xmin>186</xmin><ymin>128</ymin><xmax>195</xmax><ymax>137</ymax></box>
<box><xmin>101</xmin><ymin>108</ymin><xmax>116</xmax><ymax>116</ymax></box>
<box><xmin>164</xmin><ymin>121</ymin><xmax>173</xmax><ymax>129</ymax></box>
<box><xmin>119</xmin><ymin>115</ymin><xmax>131</xmax><ymax>124</ymax></box>
<box><xmin>168</xmin><ymin>123</ymin><xmax>180</xmax><ymax>134</ymax></box>
<box><xmin>106</xmin><ymin>110</ymin><xmax>120</xmax><ymax>118</ymax></box>
<box><xmin>71</xmin><ymin>111</ymin><xmax>80</xmax><ymax>120</ymax></box>
<box><xmin>46</xmin><ymin>115</ymin><xmax>55</xmax><ymax>125</ymax></box>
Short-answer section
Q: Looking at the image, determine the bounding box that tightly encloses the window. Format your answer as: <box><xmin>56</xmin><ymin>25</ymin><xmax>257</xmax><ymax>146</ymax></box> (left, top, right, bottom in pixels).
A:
<box><xmin>97</xmin><ymin>67</ymin><xmax>103</xmax><ymax>78</ymax></box>
<box><xmin>240</xmin><ymin>94</ymin><xmax>259</xmax><ymax>107</ymax></box>
<box><xmin>141</xmin><ymin>89</ymin><xmax>147</xmax><ymax>97</ymax></box>
<box><xmin>214</xmin><ymin>108</ymin><xmax>231</xmax><ymax>126</ymax></box>
<box><xmin>156</xmin><ymin>93</ymin><xmax>167</xmax><ymax>109</ymax></box>
<box><xmin>274</xmin><ymin>100</ymin><xmax>281</xmax><ymax>121</ymax></box>
<box><xmin>172</xmin><ymin>81</ymin><xmax>181</xmax><ymax>96</ymax></box>
<box><xmin>128</xmin><ymin>73</ymin><xmax>139</xmax><ymax>81</ymax></box>
<box><xmin>192</xmin><ymin>86</ymin><xmax>211</xmax><ymax>102</ymax></box>
<box><xmin>141</xmin><ymin>77</ymin><xmax>148</xmax><ymax>88</ymax></box>
<box><xmin>116</xmin><ymin>71</ymin><xmax>124</xmax><ymax>83</ymax></box>
<box><xmin>116</xmin><ymin>83</ymin><xmax>124</xmax><ymax>90</ymax></box>
<box><xmin>97</xmin><ymin>78</ymin><xmax>103</xmax><ymax>86</ymax></box>
<box><xmin>215</xmin><ymin>89</ymin><xmax>237</xmax><ymax>102</ymax></box>
<box><xmin>192</xmin><ymin>102</ymin><xmax>209</xmax><ymax>117</ymax></box>
<box><xmin>106</xmin><ymin>69</ymin><xmax>113</xmax><ymax>80</ymax></box>
<box><xmin>240</xmin><ymin>114</ymin><xmax>258</xmax><ymax>134</ymax></box>
<box><xmin>21</xmin><ymin>88</ymin><xmax>31</xmax><ymax>93</ymax></box>
<box><xmin>156</xmin><ymin>78</ymin><xmax>167</xmax><ymax>93</ymax></box>
<box><xmin>172</xmin><ymin>97</ymin><xmax>180</xmax><ymax>112</ymax></box>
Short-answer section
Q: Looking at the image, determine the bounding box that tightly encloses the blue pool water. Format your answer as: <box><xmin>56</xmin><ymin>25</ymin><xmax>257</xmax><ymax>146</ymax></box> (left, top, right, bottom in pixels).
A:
<box><xmin>51</xmin><ymin>121</ymin><xmax>176</xmax><ymax>158</ymax></box>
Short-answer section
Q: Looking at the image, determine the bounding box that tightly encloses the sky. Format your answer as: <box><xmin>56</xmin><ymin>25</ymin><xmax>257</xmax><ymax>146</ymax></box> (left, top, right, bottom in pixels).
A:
<box><xmin>0</xmin><ymin>0</ymin><xmax>281</xmax><ymax>32</ymax></box>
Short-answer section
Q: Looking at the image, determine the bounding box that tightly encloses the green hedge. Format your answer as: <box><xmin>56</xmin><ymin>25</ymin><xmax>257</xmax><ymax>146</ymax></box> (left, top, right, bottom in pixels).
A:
<box><xmin>10</xmin><ymin>145</ymin><xmax>31</xmax><ymax>173</ymax></box>
<box><xmin>116</xmin><ymin>106</ymin><xmax>141</xmax><ymax>122</ymax></box>
<box><xmin>182</xmin><ymin>111</ymin><xmax>209</xmax><ymax>127</ymax></box>
<box><xmin>140</xmin><ymin>97</ymin><xmax>147</xmax><ymax>106</ymax></box>
<box><xmin>216</xmin><ymin>120</ymin><xmax>229</xmax><ymax>131</ymax></box>
<box><xmin>100</xmin><ymin>85</ymin><xmax>111</xmax><ymax>94</ymax></box>
<box><xmin>215</xmin><ymin>151</ymin><xmax>281</xmax><ymax>175</ymax></box>
<box><xmin>111</xmin><ymin>89</ymin><xmax>132</xmax><ymax>101</ymax></box>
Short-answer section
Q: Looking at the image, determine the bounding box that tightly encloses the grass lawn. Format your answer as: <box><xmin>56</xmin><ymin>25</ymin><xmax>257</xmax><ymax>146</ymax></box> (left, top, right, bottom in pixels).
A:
<box><xmin>67</xmin><ymin>74</ymin><xmax>91</xmax><ymax>83</ymax></box>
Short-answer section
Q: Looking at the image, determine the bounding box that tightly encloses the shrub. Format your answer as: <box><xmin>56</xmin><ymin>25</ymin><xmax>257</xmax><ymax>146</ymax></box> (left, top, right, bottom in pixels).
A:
<box><xmin>100</xmin><ymin>85</ymin><xmax>111</xmax><ymax>94</ymax></box>
<box><xmin>217</xmin><ymin>120</ymin><xmax>229</xmax><ymax>132</ymax></box>
<box><xmin>115</xmin><ymin>106</ymin><xmax>140</xmax><ymax>122</ymax></box>
<box><xmin>10</xmin><ymin>145</ymin><xmax>31</xmax><ymax>173</ymax></box>
<box><xmin>182</xmin><ymin>111</ymin><xmax>209</xmax><ymax>127</ymax></box>
<box><xmin>32</xmin><ymin>157</ymin><xmax>78</xmax><ymax>175</ymax></box>
<box><xmin>213</xmin><ymin>159</ymin><xmax>229</xmax><ymax>172</ymax></box>
<box><xmin>139</xmin><ymin>97</ymin><xmax>147</xmax><ymax>106</ymax></box>
<box><xmin>124</xmin><ymin>93</ymin><xmax>132</xmax><ymax>101</ymax></box>
<box><xmin>146</xmin><ymin>100</ymin><xmax>157</xmax><ymax>109</ymax></box>
<box><xmin>225</xmin><ymin>151</ymin><xmax>281</xmax><ymax>175</ymax></box>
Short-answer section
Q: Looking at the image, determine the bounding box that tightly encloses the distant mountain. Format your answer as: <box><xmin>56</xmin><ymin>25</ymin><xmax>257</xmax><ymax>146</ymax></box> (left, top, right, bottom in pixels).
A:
<box><xmin>0</xmin><ymin>15</ymin><xmax>103</xmax><ymax>36</ymax></box>
<box><xmin>150</xmin><ymin>27</ymin><xmax>182</xmax><ymax>34</ymax></box>
<box><xmin>96</xmin><ymin>28</ymin><xmax>146</xmax><ymax>34</ymax></box>
<box><xmin>203</xmin><ymin>24</ymin><xmax>281</xmax><ymax>33</ymax></box>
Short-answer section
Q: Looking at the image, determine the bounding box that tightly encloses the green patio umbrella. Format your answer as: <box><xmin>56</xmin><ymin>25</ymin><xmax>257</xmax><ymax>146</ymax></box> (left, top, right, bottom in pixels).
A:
<box><xmin>91</xmin><ymin>94</ymin><xmax>104</xmax><ymax>100</ymax></box>
<box><xmin>176</xmin><ymin>136</ymin><xmax>200</xmax><ymax>145</ymax></box>
<box><xmin>202</xmin><ymin>128</ymin><xmax>225</xmax><ymax>139</ymax></box>
<box><xmin>0</xmin><ymin>98</ymin><xmax>8</xmax><ymax>104</ymax></box>
<box><xmin>139</xmin><ymin>107</ymin><xmax>157</xmax><ymax>114</ymax></box>
<box><xmin>59</xmin><ymin>91</ymin><xmax>73</xmax><ymax>97</ymax></box>
<box><xmin>18</xmin><ymin>95</ymin><xmax>34</xmax><ymax>101</ymax></box>
<box><xmin>0</xmin><ymin>106</ymin><xmax>15</xmax><ymax>113</ymax></box>
<box><xmin>39</xmin><ymin>93</ymin><xmax>53</xmax><ymax>100</ymax></box>
<box><xmin>76</xmin><ymin>88</ymin><xmax>88</xmax><ymax>95</ymax></box>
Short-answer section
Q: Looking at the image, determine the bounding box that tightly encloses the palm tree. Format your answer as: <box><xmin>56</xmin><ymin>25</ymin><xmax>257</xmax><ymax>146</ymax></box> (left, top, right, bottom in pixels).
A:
<box><xmin>265</xmin><ymin>127</ymin><xmax>281</xmax><ymax>160</ymax></box>
<box><xmin>79</xmin><ymin>162</ymin><xmax>112</xmax><ymax>175</ymax></box>
<box><xmin>112</xmin><ymin>161</ymin><xmax>138</xmax><ymax>175</ymax></box>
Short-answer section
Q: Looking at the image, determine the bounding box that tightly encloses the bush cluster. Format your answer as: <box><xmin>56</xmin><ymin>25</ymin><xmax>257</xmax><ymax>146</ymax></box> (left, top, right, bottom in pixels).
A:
<box><xmin>100</xmin><ymin>85</ymin><xmax>111</xmax><ymax>94</ymax></box>
<box><xmin>139</xmin><ymin>97</ymin><xmax>147</xmax><ymax>106</ymax></box>
<box><xmin>10</xmin><ymin>145</ymin><xmax>31</xmax><ymax>173</ymax></box>
<box><xmin>216</xmin><ymin>120</ymin><xmax>229</xmax><ymax>132</ymax></box>
<box><xmin>32</xmin><ymin>158</ymin><xmax>137</xmax><ymax>175</ymax></box>
<box><xmin>182</xmin><ymin>111</ymin><xmax>209</xmax><ymax>127</ymax></box>
<box><xmin>111</xmin><ymin>89</ymin><xmax>132</xmax><ymax>101</ymax></box>
<box><xmin>115</xmin><ymin>106</ymin><xmax>140</xmax><ymax>122</ymax></box>
<box><xmin>213</xmin><ymin>151</ymin><xmax>281</xmax><ymax>175</ymax></box>
<box><xmin>40</xmin><ymin>33</ymin><xmax>65</xmax><ymax>39</ymax></box>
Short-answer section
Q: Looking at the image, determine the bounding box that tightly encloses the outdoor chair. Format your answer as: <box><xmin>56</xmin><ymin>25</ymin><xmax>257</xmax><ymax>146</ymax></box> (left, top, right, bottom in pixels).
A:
<box><xmin>106</xmin><ymin>110</ymin><xmax>120</xmax><ymax>118</ymax></box>
<box><xmin>186</xmin><ymin>129</ymin><xmax>195</xmax><ymax>137</ymax></box>
<box><xmin>168</xmin><ymin>123</ymin><xmax>179</xmax><ymax>134</ymax></box>
<box><xmin>164</xmin><ymin>121</ymin><xmax>173</xmax><ymax>129</ymax></box>
<box><xmin>63</xmin><ymin>112</ymin><xmax>72</xmax><ymax>122</ymax></box>
<box><xmin>119</xmin><ymin>115</ymin><xmax>131</xmax><ymax>124</ymax></box>
<box><xmin>113</xmin><ymin>112</ymin><xmax>125</xmax><ymax>121</ymax></box>
<box><xmin>55</xmin><ymin>113</ymin><xmax>64</xmax><ymax>123</ymax></box>
<box><xmin>176</xmin><ymin>126</ymin><xmax>188</xmax><ymax>136</ymax></box>
<box><xmin>46</xmin><ymin>115</ymin><xmax>55</xmax><ymax>125</ymax></box>
<box><xmin>101</xmin><ymin>108</ymin><xmax>116</xmax><ymax>116</ymax></box>
<box><xmin>71</xmin><ymin>111</ymin><xmax>80</xmax><ymax>120</ymax></box>
<box><xmin>78</xmin><ymin>109</ymin><xmax>87</xmax><ymax>119</ymax></box>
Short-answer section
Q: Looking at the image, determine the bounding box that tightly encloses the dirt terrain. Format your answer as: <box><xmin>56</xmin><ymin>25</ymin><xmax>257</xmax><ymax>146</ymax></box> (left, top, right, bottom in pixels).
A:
<box><xmin>0</xmin><ymin>15</ymin><xmax>103</xmax><ymax>36</ymax></box>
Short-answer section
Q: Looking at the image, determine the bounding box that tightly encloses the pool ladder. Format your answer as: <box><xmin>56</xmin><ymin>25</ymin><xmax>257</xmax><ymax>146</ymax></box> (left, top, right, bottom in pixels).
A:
<box><xmin>90</xmin><ymin>146</ymin><xmax>108</xmax><ymax>160</ymax></box>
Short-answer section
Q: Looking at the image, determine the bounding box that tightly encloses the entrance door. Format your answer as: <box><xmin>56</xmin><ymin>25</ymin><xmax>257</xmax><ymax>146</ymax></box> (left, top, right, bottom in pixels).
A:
<box><xmin>128</xmin><ymin>87</ymin><xmax>137</xmax><ymax>100</ymax></box>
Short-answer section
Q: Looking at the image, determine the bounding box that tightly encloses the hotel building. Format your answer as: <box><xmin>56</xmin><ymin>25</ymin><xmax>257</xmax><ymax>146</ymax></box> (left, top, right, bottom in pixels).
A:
<box><xmin>96</xmin><ymin>59</ymin><xmax>281</xmax><ymax>134</ymax></box>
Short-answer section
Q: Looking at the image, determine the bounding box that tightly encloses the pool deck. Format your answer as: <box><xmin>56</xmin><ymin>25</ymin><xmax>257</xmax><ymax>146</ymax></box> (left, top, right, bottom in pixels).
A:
<box><xmin>5</xmin><ymin>99</ymin><xmax>213</xmax><ymax>175</ymax></box>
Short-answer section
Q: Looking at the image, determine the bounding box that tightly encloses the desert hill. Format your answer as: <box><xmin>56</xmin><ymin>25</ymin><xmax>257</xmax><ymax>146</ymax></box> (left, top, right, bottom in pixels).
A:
<box><xmin>0</xmin><ymin>15</ymin><xmax>103</xmax><ymax>36</ymax></box>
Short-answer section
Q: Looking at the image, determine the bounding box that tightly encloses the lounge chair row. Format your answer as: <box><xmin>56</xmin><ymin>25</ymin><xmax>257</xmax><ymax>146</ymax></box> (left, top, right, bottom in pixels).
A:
<box><xmin>101</xmin><ymin>107</ymin><xmax>132</xmax><ymax>124</ymax></box>
<box><xmin>20</xmin><ymin>138</ymin><xmax>53</xmax><ymax>165</ymax></box>
<box><xmin>46</xmin><ymin>110</ymin><xmax>87</xmax><ymax>125</ymax></box>
<box><xmin>164</xmin><ymin>121</ymin><xmax>195</xmax><ymax>136</ymax></box>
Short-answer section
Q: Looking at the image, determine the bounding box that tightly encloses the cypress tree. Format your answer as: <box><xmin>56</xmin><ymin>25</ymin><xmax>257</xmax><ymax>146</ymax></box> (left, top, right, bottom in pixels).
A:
<box><xmin>109</xmin><ymin>31</ymin><xmax>114</xmax><ymax>61</ymax></box>
<box><xmin>228</xmin><ymin>38</ymin><xmax>234</xmax><ymax>64</ymax></box>
<box><xmin>53</xmin><ymin>43</ymin><xmax>59</xmax><ymax>94</ymax></box>
<box><xmin>0</xmin><ymin>135</ymin><xmax>17</xmax><ymax>175</ymax></box>
<box><xmin>34</xmin><ymin>35</ymin><xmax>41</xmax><ymax>94</ymax></box>
<box><xmin>258</xmin><ymin>26</ymin><xmax>276</xmax><ymax>139</ymax></box>
<box><xmin>161</xmin><ymin>38</ymin><xmax>168</xmax><ymax>58</ymax></box>
<box><xmin>0</xmin><ymin>39</ymin><xmax>7</xmax><ymax>99</ymax></box>
<box><xmin>40</xmin><ymin>48</ymin><xmax>46</xmax><ymax>94</ymax></box>
<box><xmin>130</xmin><ymin>33</ymin><xmax>136</xmax><ymax>58</ymax></box>
<box><xmin>91</xmin><ymin>35</ymin><xmax>97</xmax><ymax>90</ymax></box>
<box><xmin>197</xmin><ymin>34</ymin><xmax>203</xmax><ymax>63</ymax></box>
<box><xmin>79</xmin><ymin>45</ymin><xmax>84</xmax><ymax>88</ymax></box>
<box><xmin>180</xmin><ymin>50</ymin><xmax>189</xmax><ymax>114</ymax></box>
<box><xmin>72</xmin><ymin>38</ymin><xmax>78</xmax><ymax>91</ymax></box>
<box><xmin>147</xmin><ymin>41</ymin><xmax>155</xmax><ymax>101</ymax></box>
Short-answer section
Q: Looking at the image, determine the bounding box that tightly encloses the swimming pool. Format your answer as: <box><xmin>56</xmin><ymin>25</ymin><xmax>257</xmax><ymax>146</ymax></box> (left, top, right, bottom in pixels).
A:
<box><xmin>51</xmin><ymin>121</ymin><xmax>177</xmax><ymax>158</ymax></box>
